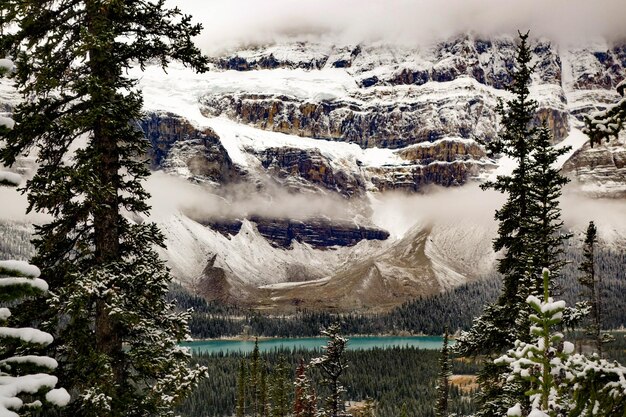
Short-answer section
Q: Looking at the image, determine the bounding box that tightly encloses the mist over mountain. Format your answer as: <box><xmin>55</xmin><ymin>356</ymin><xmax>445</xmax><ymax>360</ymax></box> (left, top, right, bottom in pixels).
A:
<box><xmin>170</xmin><ymin>0</ymin><xmax>626</xmax><ymax>54</ymax></box>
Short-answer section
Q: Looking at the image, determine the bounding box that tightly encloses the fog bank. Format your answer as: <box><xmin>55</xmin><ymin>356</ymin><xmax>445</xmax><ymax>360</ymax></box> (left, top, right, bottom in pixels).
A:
<box><xmin>168</xmin><ymin>0</ymin><xmax>626</xmax><ymax>54</ymax></box>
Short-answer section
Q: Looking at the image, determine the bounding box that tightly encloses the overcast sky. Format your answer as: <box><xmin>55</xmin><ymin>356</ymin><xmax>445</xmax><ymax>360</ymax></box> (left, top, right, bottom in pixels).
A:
<box><xmin>168</xmin><ymin>0</ymin><xmax>626</xmax><ymax>54</ymax></box>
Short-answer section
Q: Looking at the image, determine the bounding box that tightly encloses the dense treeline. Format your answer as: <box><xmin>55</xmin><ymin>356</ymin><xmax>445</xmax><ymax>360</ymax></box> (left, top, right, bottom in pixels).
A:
<box><xmin>176</xmin><ymin>347</ymin><xmax>481</xmax><ymax>417</ymax></box>
<box><xmin>176</xmin><ymin>334</ymin><xmax>626</xmax><ymax>417</ymax></box>
<box><xmin>170</xmin><ymin>245</ymin><xmax>626</xmax><ymax>339</ymax></box>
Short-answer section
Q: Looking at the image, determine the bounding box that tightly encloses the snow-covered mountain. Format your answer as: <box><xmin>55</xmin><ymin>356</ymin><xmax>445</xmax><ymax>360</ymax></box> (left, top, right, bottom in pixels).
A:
<box><xmin>2</xmin><ymin>33</ymin><xmax>625</xmax><ymax>311</ymax></box>
<box><xmin>131</xmin><ymin>34</ymin><xmax>626</xmax><ymax>311</ymax></box>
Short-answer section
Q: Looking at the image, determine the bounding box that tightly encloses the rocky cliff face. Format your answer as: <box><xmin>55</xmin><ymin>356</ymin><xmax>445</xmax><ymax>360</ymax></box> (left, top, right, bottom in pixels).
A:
<box><xmin>202</xmin><ymin>35</ymin><xmax>571</xmax><ymax>146</ymax></box>
<box><xmin>256</xmin><ymin>146</ymin><xmax>366</xmax><ymax>197</ymax></box>
<box><xmin>562</xmin><ymin>136</ymin><xmax>626</xmax><ymax>197</ymax></box>
<box><xmin>140</xmin><ymin>112</ymin><xmax>242</xmax><ymax>184</ymax></box>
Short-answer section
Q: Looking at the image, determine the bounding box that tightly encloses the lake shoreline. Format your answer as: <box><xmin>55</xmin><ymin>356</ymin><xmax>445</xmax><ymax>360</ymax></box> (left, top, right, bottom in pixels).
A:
<box><xmin>182</xmin><ymin>335</ymin><xmax>453</xmax><ymax>355</ymax></box>
<box><xmin>189</xmin><ymin>332</ymin><xmax>449</xmax><ymax>342</ymax></box>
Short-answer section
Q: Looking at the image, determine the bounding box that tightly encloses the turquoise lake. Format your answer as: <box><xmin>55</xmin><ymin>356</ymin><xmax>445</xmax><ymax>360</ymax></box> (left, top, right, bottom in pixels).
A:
<box><xmin>182</xmin><ymin>336</ymin><xmax>451</xmax><ymax>355</ymax></box>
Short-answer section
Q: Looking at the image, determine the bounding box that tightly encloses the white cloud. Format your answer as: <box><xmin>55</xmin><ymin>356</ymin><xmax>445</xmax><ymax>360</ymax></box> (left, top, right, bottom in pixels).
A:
<box><xmin>169</xmin><ymin>0</ymin><xmax>626</xmax><ymax>54</ymax></box>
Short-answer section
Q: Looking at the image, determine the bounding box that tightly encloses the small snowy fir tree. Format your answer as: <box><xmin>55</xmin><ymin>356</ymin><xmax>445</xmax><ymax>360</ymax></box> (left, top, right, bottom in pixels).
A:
<box><xmin>0</xmin><ymin>159</ymin><xmax>69</xmax><ymax>415</ymax></box>
<box><xmin>583</xmin><ymin>78</ymin><xmax>626</xmax><ymax>147</ymax></box>
<box><xmin>311</xmin><ymin>324</ymin><xmax>349</xmax><ymax>417</ymax></box>
<box><xmin>496</xmin><ymin>269</ymin><xmax>572</xmax><ymax>417</ymax></box>
<box><xmin>497</xmin><ymin>269</ymin><xmax>626</xmax><ymax>417</ymax></box>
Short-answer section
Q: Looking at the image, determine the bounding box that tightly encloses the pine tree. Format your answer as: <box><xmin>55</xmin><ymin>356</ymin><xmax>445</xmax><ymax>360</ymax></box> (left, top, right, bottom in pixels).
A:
<box><xmin>0</xmin><ymin>1</ymin><xmax>209</xmax><ymax>415</ymax></box>
<box><xmin>526</xmin><ymin>123</ymin><xmax>571</xmax><ymax>293</ymax></box>
<box><xmin>0</xmin><ymin>167</ymin><xmax>70</xmax><ymax>415</ymax></box>
<box><xmin>269</xmin><ymin>356</ymin><xmax>291</xmax><ymax>417</ymax></box>
<box><xmin>249</xmin><ymin>338</ymin><xmax>261</xmax><ymax>417</ymax></box>
<box><xmin>311</xmin><ymin>323</ymin><xmax>349</xmax><ymax>417</ymax></box>
<box><xmin>455</xmin><ymin>33</ymin><xmax>570</xmax><ymax>417</ymax></box>
<box><xmin>578</xmin><ymin>221</ymin><xmax>612</xmax><ymax>356</ymax></box>
<box><xmin>435</xmin><ymin>329</ymin><xmax>452</xmax><ymax>417</ymax></box>
<box><xmin>237</xmin><ymin>359</ymin><xmax>247</xmax><ymax>417</ymax></box>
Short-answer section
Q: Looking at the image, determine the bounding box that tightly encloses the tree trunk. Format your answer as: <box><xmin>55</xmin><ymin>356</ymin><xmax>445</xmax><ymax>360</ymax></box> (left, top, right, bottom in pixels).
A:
<box><xmin>86</xmin><ymin>0</ymin><xmax>124</xmax><ymax>410</ymax></box>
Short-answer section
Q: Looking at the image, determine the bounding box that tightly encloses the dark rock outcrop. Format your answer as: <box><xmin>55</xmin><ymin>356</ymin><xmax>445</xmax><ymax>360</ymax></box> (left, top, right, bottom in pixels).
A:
<box><xmin>570</xmin><ymin>45</ymin><xmax>626</xmax><ymax>90</ymax></box>
<box><xmin>201</xmin><ymin>85</ymin><xmax>569</xmax><ymax>149</ymax></box>
<box><xmin>200</xmin><ymin>216</ymin><xmax>389</xmax><ymax>249</ymax></box>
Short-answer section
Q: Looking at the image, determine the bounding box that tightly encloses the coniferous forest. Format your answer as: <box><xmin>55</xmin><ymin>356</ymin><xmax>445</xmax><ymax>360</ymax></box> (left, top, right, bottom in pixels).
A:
<box><xmin>0</xmin><ymin>1</ymin><xmax>626</xmax><ymax>417</ymax></box>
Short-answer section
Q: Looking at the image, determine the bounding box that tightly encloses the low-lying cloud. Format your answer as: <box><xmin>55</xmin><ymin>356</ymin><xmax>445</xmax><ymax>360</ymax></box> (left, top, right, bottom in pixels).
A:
<box><xmin>145</xmin><ymin>173</ymin><xmax>626</xmax><ymax>243</ymax></box>
<box><xmin>3</xmin><ymin>170</ymin><xmax>625</xmax><ymax>245</ymax></box>
<box><xmin>145</xmin><ymin>172</ymin><xmax>357</xmax><ymax>223</ymax></box>
<box><xmin>169</xmin><ymin>0</ymin><xmax>626</xmax><ymax>54</ymax></box>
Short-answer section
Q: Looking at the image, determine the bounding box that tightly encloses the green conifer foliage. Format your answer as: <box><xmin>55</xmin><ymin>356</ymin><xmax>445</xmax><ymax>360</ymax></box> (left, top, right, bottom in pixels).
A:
<box><xmin>249</xmin><ymin>339</ymin><xmax>261</xmax><ymax>417</ymax></box>
<box><xmin>269</xmin><ymin>356</ymin><xmax>291</xmax><ymax>417</ymax></box>
<box><xmin>311</xmin><ymin>323</ymin><xmax>349</xmax><ymax>417</ymax></box>
<box><xmin>498</xmin><ymin>269</ymin><xmax>626</xmax><ymax>417</ymax></box>
<box><xmin>526</xmin><ymin>123</ymin><xmax>571</xmax><ymax>292</ymax></box>
<box><xmin>0</xmin><ymin>169</ymin><xmax>70</xmax><ymax>415</ymax></box>
<box><xmin>455</xmin><ymin>32</ymin><xmax>570</xmax><ymax>417</ymax></box>
<box><xmin>237</xmin><ymin>359</ymin><xmax>247</xmax><ymax>417</ymax></box>
<box><xmin>578</xmin><ymin>221</ymin><xmax>613</xmax><ymax>356</ymax></box>
<box><xmin>0</xmin><ymin>1</ymin><xmax>209</xmax><ymax>415</ymax></box>
<box><xmin>435</xmin><ymin>330</ymin><xmax>451</xmax><ymax>417</ymax></box>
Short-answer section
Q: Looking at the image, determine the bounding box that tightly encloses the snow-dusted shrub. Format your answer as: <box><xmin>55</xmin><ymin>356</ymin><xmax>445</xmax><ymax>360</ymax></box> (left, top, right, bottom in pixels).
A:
<box><xmin>498</xmin><ymin>269</ymin><xmax>626</xmax><ymax>417</ymax></box>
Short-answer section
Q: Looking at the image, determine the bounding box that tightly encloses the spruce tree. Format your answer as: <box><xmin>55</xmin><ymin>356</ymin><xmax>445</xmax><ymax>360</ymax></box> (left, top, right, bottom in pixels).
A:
<box><xmin>456</xmin><ymin>32</ymin><xmax>539</xmax><ymax>358</ymax></box>
<box><xmin>455</xmin><ymin>33</ymin><xmax>570</xmax><ymax>417</ymax></box>
<box><xmin>0</xmin><ymin>64</ymin><xmax>69</xmax><ymax>416</ymax></box>
<box><xmin>311</xmin><ymin>323</ymin><xmax>349</xmax><ymax>417</ymax></box>
<box><xmin>260</xmin><ymin>365</ymin><xmax>269</xmax><ymax>417</ymax></box>
<box><xmin>578</xmin><ymin>221</ymin><xmax>612</xmax><ymax>356</ymax></box>
<box><xmin>399</xmin><ymin>403</ymin><xmax>409</xmax><ymax>417</ymax></box>
<box><xmin>0</xmin><ymin>1</ymin><xmax>209</xmax><ymax>415</ymax></box>
<box><xmin>526</xmin><ymin>123</ymin><xmax>571</xmax><ymax>292</ymax></box>
<box><xmin>435</xmin><ymin>329</ymin><xmax>451</xmax><ymax>417</ymax></box>
<box><xmin>249</xmin><ymin>338</ymin><xmax>261</xmax><ymax>417</ymax></box>
<box><xmin>237</xmin><ymin>359</ymin><xmax>247</xmax><ymax>417</ymax></box>
<box><xmin>269</xmin><ymin>356</ymin><xmax>291</xmax><ymax>417</ymax></box>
